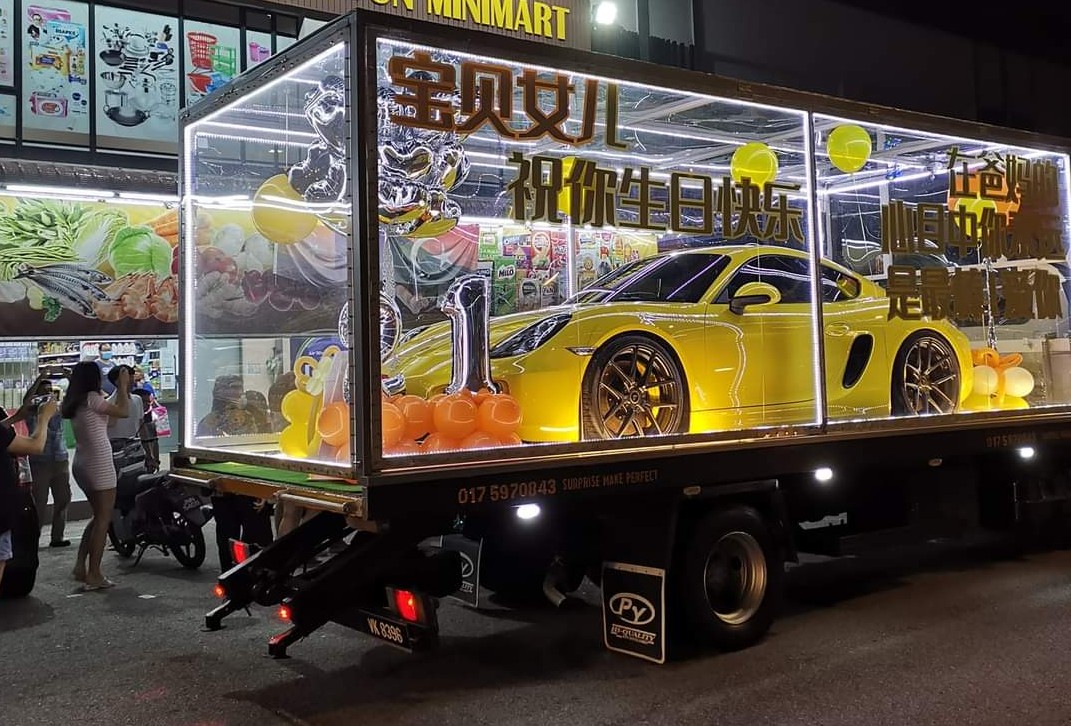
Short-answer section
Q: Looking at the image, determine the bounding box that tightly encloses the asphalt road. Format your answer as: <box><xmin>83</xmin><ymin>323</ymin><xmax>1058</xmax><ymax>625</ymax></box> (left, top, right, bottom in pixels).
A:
<box><xmin>4</xmin><ymin>524</ymin><xmax>1071</xmax><ymax>726</ymax></box>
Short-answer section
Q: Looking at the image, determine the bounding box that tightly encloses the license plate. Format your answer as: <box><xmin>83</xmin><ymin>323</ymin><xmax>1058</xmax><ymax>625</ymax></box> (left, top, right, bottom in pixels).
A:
<box><xmin>361</xmin><ymin>613</ymin><xmax>413</xmax><ymax>650</ymax></box>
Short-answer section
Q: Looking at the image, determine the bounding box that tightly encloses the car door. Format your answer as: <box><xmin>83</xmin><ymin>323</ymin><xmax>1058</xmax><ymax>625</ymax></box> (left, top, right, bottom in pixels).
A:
<box><xmin>818</xmin><ymin>263</ymin><xmax>888</xmax><ymax>411</ymax></box>
<box><xmin>709</xmin><ymin>253</ymin><xmax>819</xmax><ymax>423</ymax></box>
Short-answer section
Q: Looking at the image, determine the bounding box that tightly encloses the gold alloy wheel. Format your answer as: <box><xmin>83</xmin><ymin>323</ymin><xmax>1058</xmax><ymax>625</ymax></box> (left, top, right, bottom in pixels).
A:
<box><xmin>703</xmin><ymin>530</ymin><xmax>767</xmax><ymax>626</ymax></box>
<box><xmin>898</xmin><ymin>335</ymin><xmax>959</xmax><ymax>415</ymax></box>
<box><xmin>591</xmin><ymin>340</ymin><xmax>685</xmax><ymax>438</ymax></box>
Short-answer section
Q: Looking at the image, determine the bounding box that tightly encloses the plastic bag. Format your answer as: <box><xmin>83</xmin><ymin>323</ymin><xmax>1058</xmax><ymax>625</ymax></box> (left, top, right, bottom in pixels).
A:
<box><xmin>151</xmin><ymin>405</ymin><xmax>172</xmax><ymax>438</ymax></box>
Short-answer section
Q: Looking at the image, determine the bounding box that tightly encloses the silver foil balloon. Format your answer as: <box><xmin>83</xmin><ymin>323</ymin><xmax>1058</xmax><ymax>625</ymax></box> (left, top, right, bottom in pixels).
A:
<box><xmin>441</xmin><ymin>274</ymin><xmax>499</xmax><ymax>395</ymax></box>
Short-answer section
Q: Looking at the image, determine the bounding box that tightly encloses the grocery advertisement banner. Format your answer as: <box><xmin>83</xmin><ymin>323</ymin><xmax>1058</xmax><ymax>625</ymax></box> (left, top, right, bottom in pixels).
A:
<box><xmin>0</xmin><ymin>195</ymin><xmax>178</xmax><ymax>337</ymax></box>
<box><xmin>22</xmin><ymin>1</ymin><xmax>90</xmax><ymax>144</ymax></box>
<box><xmin>94</xmin><ymin>6</ymin><xmax>179</xmax><ymax>154</ymax></box>
<box><xmin>246</xmin><ymin>30</ymin><xmax>272</xmax><ymax>70</ymax></box>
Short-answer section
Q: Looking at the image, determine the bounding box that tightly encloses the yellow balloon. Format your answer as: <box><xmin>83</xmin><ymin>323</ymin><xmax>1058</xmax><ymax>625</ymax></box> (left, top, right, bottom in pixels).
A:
<box><xmin>1003</xmin><ymin>366</ymin><xmax>1035</xmax><ymax>398</ymax></box>
<box><xmin>252</xmin><ymin>174</ymin><xmax>319</xmax><ymax>244</ymax></box>
<box><xmin>281</xmin><ymin>389</ymin><xmax>315</xmax><ymax>423</ymax></box>
<box><xmin>958</xmin><ymin>196</ymin><xmax>998</xmax><ymax>219</ymax></box>
<box><xmin>557</xmin><ymin>156</ymin><xmax>576</xmax><ymax>215</ymax></box>
<box><xmin>961</xmin><ymin>392</ymin><xmax>996</xmax><ymax>412</ymax></box>
<box><xmin>730</xmin><ymin>142</ymin><xmax>778</xmax><ymax>188</ymax></box>
<box><xmin>972</xmin><ymin>365</ymin><xmax>999</xmax><ymax>397</ymax></box>
<box><xmin>827</xmin><ymin>125</ymin><xmax>872</xmax><ymax>174</ymax></box>
<box><xmin>279</xmin><ymin>424</ymin><xmax>310</xmax><ymax>458</ymax></box>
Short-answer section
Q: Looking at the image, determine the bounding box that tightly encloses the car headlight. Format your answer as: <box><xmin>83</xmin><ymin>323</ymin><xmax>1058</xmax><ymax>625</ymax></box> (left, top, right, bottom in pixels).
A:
<box><xmin>490</xmin><ymin>313</ymin><xmax>572</xmax><ymax>359</ymax></box>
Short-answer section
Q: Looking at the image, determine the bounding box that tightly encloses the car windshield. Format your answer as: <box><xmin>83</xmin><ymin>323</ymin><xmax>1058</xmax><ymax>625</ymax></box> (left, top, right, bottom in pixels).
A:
<box><xmin>568</xmin><ymin>254</ymin><xmax>730</xmax><ymax>304</ymax></box>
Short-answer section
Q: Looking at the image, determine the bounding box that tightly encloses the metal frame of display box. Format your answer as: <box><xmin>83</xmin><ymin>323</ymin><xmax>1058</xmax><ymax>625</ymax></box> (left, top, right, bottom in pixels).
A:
<box><xmin>178</xmin><ymin>9</ymin><xmax>1071</xmax><ymax>521</ymax></box>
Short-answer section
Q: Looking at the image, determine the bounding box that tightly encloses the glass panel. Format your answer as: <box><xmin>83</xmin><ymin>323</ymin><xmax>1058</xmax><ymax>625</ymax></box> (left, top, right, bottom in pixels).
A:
<box><xmin>22</xmin><ymin>1</ymin><xmax>90</xmax><ymax>145</ymax></box>
<box><xmin>94</xmin><ymin>5</ymin><xmax>180</xmax><ymax>154</ymax></box>
<box><xmin>376</xmin><ymin>37</ymin><xmax>815</xmax><ymax>459</ymax></box>
<box><xmin>815</xmin><ymin>114</ymin><xmax>1071</xmax><ymax>421</ymax></box>
<box><xmin>184</xmin><ymin>41</ymin><xmax>352</xmax><ymax>468</ymax></box>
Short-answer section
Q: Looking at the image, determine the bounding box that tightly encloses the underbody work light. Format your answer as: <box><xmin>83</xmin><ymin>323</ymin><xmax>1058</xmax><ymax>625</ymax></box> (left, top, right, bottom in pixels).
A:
<box><xmin>1018</xmin><ymin>446</ymin><xmax>1036</xmax><ymax>460</ymax></box>
<box><xmin>278</xmin><ymin>604</ymin><xmax>292</xmax><ymax>623</ymax></box>
<box><xmin>391</xmin><ymin>589</ymin><xmax>422</xmax><ymax>623</ymax></box>
<box><xmin>231</xmin><ymin>540</ymin><xmax>251</xmax><ymax>565</ymax></box>
<box><xmin>516</xmin><ymin>503</ymin><xmax>541</xmax><ymax>520</ymax></box>
<box><xmin>814</xmin><ymin>467</ymin><xmax>834</xmax><ymax>483</ymax></box>
<box><xmin>212</xmin><ymin>583</ymin><xmax>226</xmax><ymax>599</ymax></box>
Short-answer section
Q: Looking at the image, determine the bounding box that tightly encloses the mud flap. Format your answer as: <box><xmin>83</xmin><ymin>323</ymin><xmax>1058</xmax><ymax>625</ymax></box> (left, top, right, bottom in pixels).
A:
<box><xmin>598</xmin><ymin>494</ymin><xmax>678</xmax><ymax>664</ymax></box>
<box><xmin>438</xmin><ymin>534</ymin><xmax>482</xmax><ymax>607</ymax></box>
<box><xmin>602</xmin><ymin>562</ymin><xmax>667</xmax><ymax>664</ymax></box>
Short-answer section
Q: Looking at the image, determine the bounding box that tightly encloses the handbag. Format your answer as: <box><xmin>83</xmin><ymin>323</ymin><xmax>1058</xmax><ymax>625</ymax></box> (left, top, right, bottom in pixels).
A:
<box><xmin>151</xmin><ymin>405</ymin><xmax>172</xmax><ymax>438</ymax></box>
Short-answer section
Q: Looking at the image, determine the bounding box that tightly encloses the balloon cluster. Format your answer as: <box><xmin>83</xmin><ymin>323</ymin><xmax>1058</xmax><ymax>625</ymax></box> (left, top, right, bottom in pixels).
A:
<box><xmin>278</xmin><ymin>344</ymin><xmax>350</xmax><ymax>463</ymax></box>
<box><xmin>382</xmin><ymin>388</ymin><xmax>522</xmax><ymax>455</ymax></box>
<box><xmin>962</xmin><ymin>347</ymin><xmax>1035</xmax><ymax>411</ymax></box>
<box><xmin>377</xmin><ymin>81</ymin><xmax>470</xmax><ymax>239</ymax></box>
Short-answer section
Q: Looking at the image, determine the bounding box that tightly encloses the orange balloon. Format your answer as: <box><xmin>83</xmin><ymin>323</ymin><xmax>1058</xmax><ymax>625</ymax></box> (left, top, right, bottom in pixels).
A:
<box><xmin>316</xmin><ymin>402</ymin><xmax>350</xmax><ymax>448</ymax></box>
<box><xmin>395</xmin><ymin>395</ymin><xmax>433</xmax><ymax>441</ymax></box>
<box><xmin>335</xmin><ymin>442</ymin><xmax>351</xmax><ymax>464</ymax></box>
<box><xmin>499</xmin><ymin>432</ymin><xmax>523</xmax><ymax>446</ymax></box>
<box><xmin>478</xmin><ymin>395</ymin><xmax>523</xmax><ymax>438</ymax></box>
<box><xmin>423</xmin><ymin>432</ymin><xmax>459</xmax><ymax>453</ymax></box>
<box><xmin>385</xmin><ymin>439</ymin><xmax>422</xmax><ymax>456</ymax></box>
<box><xmin>433</xmin><ymin>394</ymin><xmax>479</xmax><ymax>440</ymax></box>
<box><xmin>382</xmin><ymin>402</ymin><xmax>405</xmax><ymax>448</ymax></box>
<box><xmin>473</xmin><ymin>387</ymin><xmax>494</xmax><ymax>405</ymax></box>
<box><xmin>461</xmin><ymin>431</ymin><xmax>499</xmax><ymax>450</ymax></box>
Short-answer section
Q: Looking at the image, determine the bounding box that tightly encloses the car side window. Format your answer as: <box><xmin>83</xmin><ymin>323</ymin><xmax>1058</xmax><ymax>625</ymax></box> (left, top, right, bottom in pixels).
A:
<box><xmin>820</xmin><ymin>265</ymin><xmax>862</xmax><ymax>303</ymax></box>
<box><xmin>716</xmin><ymin>255</ymin><xmax>813</xmax><ymax>304</ymax></box>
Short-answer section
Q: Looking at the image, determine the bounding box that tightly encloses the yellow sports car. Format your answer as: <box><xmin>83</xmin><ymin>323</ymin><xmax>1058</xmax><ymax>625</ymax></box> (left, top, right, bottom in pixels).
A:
<box><xmin>385</xmin><ymin>246</ymin><xmax>974</xmax><ymax>442</ymax></box>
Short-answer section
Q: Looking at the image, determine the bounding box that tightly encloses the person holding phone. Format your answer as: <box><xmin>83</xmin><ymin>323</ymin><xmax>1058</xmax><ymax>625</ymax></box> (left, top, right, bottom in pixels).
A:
<box><xmin>26</xmin><ymin>374</ymin><xmax>71</xmax><ymax>548</ymax></box>
<box><xmin>62</xmin><ymin>362</ymin><xmax>130</xmax><ymax>591</ymax></box>
<box><xmin>0</xmin><ymin>389</ymin><xmax>58</xmax><ymax>591</ymax></box>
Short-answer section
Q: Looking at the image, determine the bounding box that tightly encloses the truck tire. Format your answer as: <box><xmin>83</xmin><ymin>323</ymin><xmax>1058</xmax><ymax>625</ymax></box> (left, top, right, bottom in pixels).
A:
<box><xmin>891</xmin><ymin>331</ymin><xmax>960</xmax><ymax>416</ymax></box>
<box><xmin>679</xmin><ymin>506</ymin><xmax>782</xmax><ymax>651</ymax></box>
<box><xmin>581</xmin><ymin>335</ymin><xmax>689</xmax><ymax>440</ymax></box>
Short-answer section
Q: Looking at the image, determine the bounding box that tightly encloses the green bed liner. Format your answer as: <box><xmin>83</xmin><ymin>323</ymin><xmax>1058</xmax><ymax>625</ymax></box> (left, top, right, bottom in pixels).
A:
<box><xmin>188</xmin><ymin>461</ymin><xmax>363</xmax><ymax>493</ymax></box>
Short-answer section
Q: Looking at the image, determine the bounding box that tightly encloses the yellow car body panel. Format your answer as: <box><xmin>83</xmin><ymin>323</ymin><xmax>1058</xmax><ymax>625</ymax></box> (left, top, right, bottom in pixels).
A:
<box><xmin>384</xmin><ymin>246</ymin><xmax>974</xmax><ymax>443</ymax></box>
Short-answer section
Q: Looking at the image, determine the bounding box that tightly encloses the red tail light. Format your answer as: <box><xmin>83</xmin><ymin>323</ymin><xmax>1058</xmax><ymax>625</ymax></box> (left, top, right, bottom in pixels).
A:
<box><xmin>212</xmin><ymin>583</ymin><xmax>226</xmax><ymax>599</ymax></box>
<box><xmin>393</xmin><ymin>589</ymin><xmax>421</xmax><ymax>623</ymax></box>
<box><xmin>278</xmin><ymin>605</ymin><xmax>292</xmax><ymax>622</ymax></box>
<box><xmin>231</xmin><ymin>540</ymin><xmax>251</xmax><ymax>565</ymax></box>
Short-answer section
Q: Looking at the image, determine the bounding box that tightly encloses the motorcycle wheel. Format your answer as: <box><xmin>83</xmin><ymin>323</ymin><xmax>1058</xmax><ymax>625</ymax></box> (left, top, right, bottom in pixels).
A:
<box><xmin>108</xmin><ymin>524</ymin><xmax>136</xmax><ymax>559</ymax></box>
<box><xmin>168</xmin><ymin>513</ymin><xmax>206</xmax><ymax>570</ymax></box>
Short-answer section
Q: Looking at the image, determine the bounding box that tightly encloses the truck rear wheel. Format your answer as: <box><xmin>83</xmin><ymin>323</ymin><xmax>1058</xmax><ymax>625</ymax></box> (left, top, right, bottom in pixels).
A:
<box><xmin>679</xmin><ymin>506</ymin><xmax>782</xmax><ymax>651</ymax></box>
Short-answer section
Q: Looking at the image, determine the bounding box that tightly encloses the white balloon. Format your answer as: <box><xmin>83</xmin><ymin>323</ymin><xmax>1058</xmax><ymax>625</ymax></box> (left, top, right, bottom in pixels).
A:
<box><xmin>1003</xmin><ymin>366</ymin><xmax>1035</xmax><ymax>398</ymax></box>
<box><xmin>972</xmin><ymin>365</ymin><xmax>999</xmax><ymax>396</ymax></box>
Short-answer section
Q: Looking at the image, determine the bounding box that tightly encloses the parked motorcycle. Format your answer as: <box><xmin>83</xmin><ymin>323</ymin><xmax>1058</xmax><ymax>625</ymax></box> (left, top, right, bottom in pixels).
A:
<box><xmin>107</xmin><ymin>439</ymin><xmax>212</xmax><ymax>569</ymax></box>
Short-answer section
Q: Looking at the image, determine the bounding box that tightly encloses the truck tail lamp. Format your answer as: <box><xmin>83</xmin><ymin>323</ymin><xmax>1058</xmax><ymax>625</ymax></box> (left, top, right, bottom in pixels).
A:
<box><xmin>389</xmin><ymin>588</ymin><xmax>424</xmax><ymax>623</ymax></box>
<box><xmin>231</xmin><ymin>540</ymin><xmax>252</xmax><ymax>565</ymax></box>
<box><xmin>278</xmin><ymin>604</ymin><xmax>293</xmax><ymax>623</ymax></box>
<box><xmin>212</xmin><ymin>583</ymin><xmax>226</xmax><ymax>599</ymax></box>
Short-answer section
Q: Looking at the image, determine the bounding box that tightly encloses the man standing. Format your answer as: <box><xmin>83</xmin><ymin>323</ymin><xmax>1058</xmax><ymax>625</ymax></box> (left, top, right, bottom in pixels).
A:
<box><xmin>106</xmin><ymin>366</ymin><xmax>143</xmax><ymax>444</ymax></box>
<box><xmin>96</xmin><ymin>343</ymin><xmax>117</xmax><ymax>395</ymax></box>
<box><xmin>27</xmin><ymin>376</ymin><xmax>71</xmax><ymax>548</ymax></box>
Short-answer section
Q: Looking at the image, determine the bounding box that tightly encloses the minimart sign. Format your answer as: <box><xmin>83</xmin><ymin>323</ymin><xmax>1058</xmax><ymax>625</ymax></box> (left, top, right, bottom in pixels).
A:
<box><xmin>279</xmin><ymin>0</ymin><xmax>590</xmax><ymax>47</ymax></box>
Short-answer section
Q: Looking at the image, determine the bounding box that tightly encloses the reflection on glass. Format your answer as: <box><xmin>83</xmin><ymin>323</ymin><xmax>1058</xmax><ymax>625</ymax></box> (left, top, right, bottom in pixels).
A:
<box><xmin>183</xmin><ymin>42</ymin><xmax>352</xmax><ymax>468</ymax></box>
<box><xmin>816</xmin><ymin>114</ymin><xmax>1071</xmax><ymax>420</ymax></box>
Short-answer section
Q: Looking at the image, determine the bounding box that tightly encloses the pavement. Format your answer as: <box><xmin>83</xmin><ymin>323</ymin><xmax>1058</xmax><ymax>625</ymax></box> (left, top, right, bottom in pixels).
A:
<box><xmin>4</xmin><ymin>524</ymin><xmax>1071</xmax><ymax>726</ymax></box>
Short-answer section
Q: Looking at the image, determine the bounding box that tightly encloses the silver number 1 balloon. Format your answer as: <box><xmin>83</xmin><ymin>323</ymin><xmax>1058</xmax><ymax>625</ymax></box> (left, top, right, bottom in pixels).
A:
<box><xmin>441</xmin><ymin>275</ymin><xmax>499</xmax><ymax>395</ymax></box>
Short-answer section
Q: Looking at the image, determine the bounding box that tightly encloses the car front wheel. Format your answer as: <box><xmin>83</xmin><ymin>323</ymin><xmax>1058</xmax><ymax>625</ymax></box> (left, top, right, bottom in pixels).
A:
<box><xmin>581</xmin><ymin>335</ymin><xmax>689</xmax><ymax>440</ymax></box>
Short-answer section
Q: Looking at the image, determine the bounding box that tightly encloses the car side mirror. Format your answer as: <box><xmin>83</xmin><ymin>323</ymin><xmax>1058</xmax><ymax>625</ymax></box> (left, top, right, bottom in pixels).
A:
<box><xmin>729</xmin><ymin>282</ymin><xmax>782</xmax><ymax>314</ymax></box>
